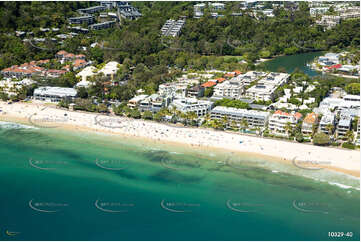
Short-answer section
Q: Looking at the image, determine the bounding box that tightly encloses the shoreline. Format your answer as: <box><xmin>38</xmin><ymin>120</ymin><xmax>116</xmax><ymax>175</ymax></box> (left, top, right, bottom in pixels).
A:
<box><xmin>0</xmin><ymin>101</ymin><xmax>360</xmax><ymax>178</ymax></box>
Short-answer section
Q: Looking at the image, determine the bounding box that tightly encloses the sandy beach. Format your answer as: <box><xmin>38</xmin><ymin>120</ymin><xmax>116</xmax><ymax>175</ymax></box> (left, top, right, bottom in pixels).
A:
<box><xmin>0</xmin><ymin>101</ymin><xmax>360</xmax><ymax>177</ymax></box>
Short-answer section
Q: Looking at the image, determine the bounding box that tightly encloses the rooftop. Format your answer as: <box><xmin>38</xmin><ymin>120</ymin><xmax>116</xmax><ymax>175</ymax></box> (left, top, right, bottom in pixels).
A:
<box><xmin>303</xmin><ymin>112</ymin><xmax>318</xmax><ymax>124</ymax></box>
<box><xmin>34</xmin><ymin>86</ymin><xmax>77</xmax><ymax>97</ymax></box>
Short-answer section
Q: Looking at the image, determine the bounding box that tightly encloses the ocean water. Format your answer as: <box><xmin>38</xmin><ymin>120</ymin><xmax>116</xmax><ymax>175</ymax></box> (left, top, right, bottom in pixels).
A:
<box><xmin>0</xmin><ymin>121</ymin><xmax>359</xmax><ymax>241</ymax></box>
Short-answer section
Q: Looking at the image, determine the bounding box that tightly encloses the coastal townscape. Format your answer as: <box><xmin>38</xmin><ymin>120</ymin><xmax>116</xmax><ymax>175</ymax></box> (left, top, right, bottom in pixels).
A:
<box><xmin>0</xmin><ymin>1</ymin><xmax>359</xmax><ymax>155</ymax></box>
<box><xmin>0</xmin><ymin>1</ymin><xmax>360</xmax><ymax>241</ymax></box>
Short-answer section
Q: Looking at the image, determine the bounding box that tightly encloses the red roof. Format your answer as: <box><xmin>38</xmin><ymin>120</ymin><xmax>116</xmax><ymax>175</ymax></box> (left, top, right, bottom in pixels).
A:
<box><xmin>274</xmin><ymin>110</ymin><xmax>302</xmax><ymax>119</ymax></box>
<box><xmin>233</xmin><ymin>70</ymin><xmax>242</xmax><ymax>75</ymax></box>
<box><xmin>327</xmin><ymin>64</ymin><xmax>342</xmax><ymax>69</ymax></box>
<box><xmin>64</xmin><ymin>53</ymin><xmax>75</xmax><ymax>58</ymax></box>
<box><xmin>201</xmin><ymin>81</ymin><xmax>217</xmax><ymax>88</ymax></box>
<box><xmin>224</xmin><ymin>73</ymin><xmax>235</xmax><ymax>78</ymax></box>
<box><xmin>57</xmin><ymin>50</ymin><xmax>68</xmax><ymax>55</ymax></box>
<box><xmin>274</xmin><ymin>110</ymin><xmax>290</xmax><ymax>116</ymax></box>
<box><xmin>294</xmin><ymin>112</ymin><xmax>302</xmax><ymax>119</ymax></box>
<box><xmin>47</xmin><ymin>69</ymin><xmax>66</xmax><ymax>74</ymax></box>
<box><xmin>216</xmin><ymin>78</ymin><xmax>226</xmax><ymax>83</ymax></box>
<box><xmin>73</xmin><ymin>59</ymin><xmax>87</xmax><ymax>66</ymax></box>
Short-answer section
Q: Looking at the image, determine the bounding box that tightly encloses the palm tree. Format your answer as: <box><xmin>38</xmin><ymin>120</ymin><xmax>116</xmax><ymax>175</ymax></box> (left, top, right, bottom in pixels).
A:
<box><xmin>230</xmin><ymin>120</ymin><xmax>238</xmax><ymax>131</ymax></box>
<box><xmin>345</xmin><ymin>130</ymin><xmax>355</xmax><ymax>143</ymax></box>
<box><xmin>240</xmin><ymin>118</ymin><xmax>249</xmax><ymax>132</ymax></box>
<box><xmin>284</xmin><ymin>122</ymin><xmax>293</xmax><ymax>137</ymax></box>
<box><xmin>311</xmin><ymin>123</ymin><xmax>318</xmax><ymax>137</ymax></box>
<box><xmin>170</xmin><ymin>106</ymin><xmax>177</xmax><ymax>115</ymax></box>
<box><xmin>325</xmin><ymin>124</ymin><xmax>334</xmax><ymax>136</ymax></box>
<box><xmin>221</xmin><ymin>116</ymin><xmax>228</xmax><ymax>130</ymax></box>
<box><xmin>187</xmin><ymin>111</ymin><xmax>198</xmax><ymax>126</ymax></box>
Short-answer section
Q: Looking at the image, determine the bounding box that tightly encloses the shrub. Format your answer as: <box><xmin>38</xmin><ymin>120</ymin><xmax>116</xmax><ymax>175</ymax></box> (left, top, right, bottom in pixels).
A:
<box><xmin>295</xmin><ymin>132</ymin><xmax>304</xmax><ymax>143</ymax></box>
<box><xmin>342</xmin><ymin>142</ymin><xmax>355</xmax><ymax>149</ymax></box>
<box><xmin>313</xmin><ymin>132</ymin><xmax>330</xmax><ymax>146</ymax></box>
<box><xmin>142</xmin><ymin>111</ymin><xmax>153</xmax><ymax>120</ymax></box>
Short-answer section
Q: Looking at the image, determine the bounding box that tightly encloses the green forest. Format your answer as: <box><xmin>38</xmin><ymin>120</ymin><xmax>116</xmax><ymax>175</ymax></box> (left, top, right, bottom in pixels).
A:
<box><xmin>0</xmin><ymin>1</ymin><xmax>359</xmax><ymax>69</ymax></box>
<box><xmin>0</xmin><ymin>1</ymin><xmax>359</xmax><ymax>102</ymax></box>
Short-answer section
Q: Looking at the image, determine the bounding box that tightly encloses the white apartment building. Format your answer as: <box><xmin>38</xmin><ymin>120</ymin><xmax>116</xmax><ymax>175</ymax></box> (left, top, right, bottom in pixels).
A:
<box><xmin>337</xmin><ymin>117</ymin><xmax>351</xmax><ymax>137</ymax></box>
<box><xmin>268</xmin><ymin>110</ymin><xmax>302</xmax><ymax>135</ymax></box>
<box><xmin>194</xmin><ymin>3</ymin><xmax>206</xmax><ymax>18</ymax></box>
<box><xmin>161</xmin><ymin>19</ymin><xmax>186</xmax><ymax>37</ymax></box>
<box><xmin>234</xmin><ymin>71</ymin><xmax>267</xmax><ymax>86</ymax></box>
<box><xmin>158</xmin><ymin>82</ymin><xmax>188</xmax><ymax>98</ymax></box>
<box><xmin>316</xmin><ymin>15</ymin><xmax>341</xmax><ymax>29</ymax></box>
<box><xmin>213</xmin><ymin>80</ymin><xmax>244</xmax><ymax>99</ymax></box>
<box><xmin>245</xmin><ymin>72</ymin><xmax>289</xmax><ymax>101</ymax></box>
<box><xmin>139</xmin><ymin>94</ymin><xmax>170</xmax><ymax>113</ymax></box>
<box><xmin>319</xmin><ymin>113</ymin><xmax>335</xmax><ymax>134</ymax></box>
<box><xmin>33</xmin><ymin>86</ymin><xmax>77</xmax><ymax>103</ymax></box>
<box><xmin>128</xmin><ymin>95</ymin><xmax>149</xmax><ymax>108</ymax></box>
<box><xmin>209</xmin><ymin>2</ymin><xmax>225</xmax><ymax>11</ymax></box>
<box><xmin>0</xmin><ymin>78</ymin><xmax>35</xmax><ymax>97</ymax></box>
<box><xmin>210</xmin><ymin>106</ymin><xmax>269</xmax><ymax>128</ymax></box>
<box><xmin>310</xmin><ymin>7</ymin><xmax>329</xmax><ymax>17</ymax></box>
<box><xmin>170</xmin><ymin>98</ymin><xmax>213</xmax><ymax>117</ymax></box>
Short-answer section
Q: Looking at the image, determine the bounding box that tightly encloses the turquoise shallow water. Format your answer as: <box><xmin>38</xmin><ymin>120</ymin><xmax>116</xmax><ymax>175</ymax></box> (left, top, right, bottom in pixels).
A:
<box><xmin>0</xmin><ymin>121</ymin><xmax>359</xmax><ymax>241</ymax></box>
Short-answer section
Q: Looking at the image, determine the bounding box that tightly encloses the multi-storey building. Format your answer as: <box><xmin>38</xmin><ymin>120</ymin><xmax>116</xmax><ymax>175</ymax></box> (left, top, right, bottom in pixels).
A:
<box><xmin>210</xmin><ymin>106</ymin><xmax>269</xmax><ymax>128</ymax></box>
<box><xmin>194</xmin><ymin>3</ymin><xmax>206</xmax><ymax>18</ymax></box>
<box><xmin>33</xmin><ymin>86</ymin><xmax>77</xmax><ymax>103</ymax></box>
<box><xmin>245</xmin><ymin>72</ymin><xmax>289</xmax><ymax>101</ymax></box>
<box><xmin>170</xmin><ymin>98</ymin><xmax>213</xmax><ymax>117</ymax></box>
<box><xmin>78</xmin><ymin>5</ymin><xmax>106</xmax><ymax>14</ymax></box>
<box><xmin>187</xmin><ymin>85</ymin><xmax>204</xmax><ymax>98</ymax></box>
<box><xmin>209</xmin><ymin>2</ymin><xmax>225</xmax><ymax>11</ymax></box>
<box><xmin>301</xmin><ymin>112</ymin><xmax>318</xmax><ymax>135</ymax></box>
<box><xmin>309</xmin><ymin>7</ymin><xmax>329</xmax><ymax>17</ymax></box>
<box><xmin>236</xmin><ymin>71</ymin><xmax>267</xmax><ymax>86</ymax></box>
<box><xmin>213</xmin><ymin>80</ymin><xmax>244</xmax><ymax>99</ymax></box>
<box><xmin>161</xmin><ymin>19</ymin><xmax>186</xmax><ymax>37</ymax></box>
<box><xmin>139</xmin><ymin>94</ymin><xmax>171</xmax><ymax>113</ymax></box>
<box><xmin>319</xmin><ymin>113</ymin><xmax>336</xmax><ymax>134</ymax></box>
<box><xmin>268</xmin><ymin>110</ymin><xmax>302</xmax><ymax>135</ymax></box>
<box><xmin>89</xmin><ymin>20</ymin><xmax>116</xmax><ymax>30</ymax></box>
<box><xmin>336</xmin><ymin>117</ymin><xmax>351</xmax><ymax>137</ymax></box>
<box><xmin>316</xmin><ymin>15</ymin><xmax>341</xmax><ymax>29</ymax></box>
<box><xmin>68</xmin><ymin>15</ymin><xmax>95</xmax><ymax>25</ymax></box>
<box><xmin>117</xmin><ymin>5</ymin><xmax>142</xmax><ymax>20</ymax></box>
<box><xmin>127</xmin><ymin>95</ymin><xmax>149</xmax><ymax>109</ymax></box>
